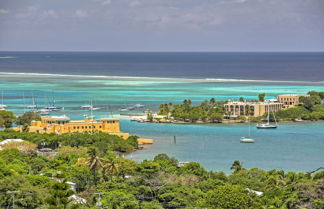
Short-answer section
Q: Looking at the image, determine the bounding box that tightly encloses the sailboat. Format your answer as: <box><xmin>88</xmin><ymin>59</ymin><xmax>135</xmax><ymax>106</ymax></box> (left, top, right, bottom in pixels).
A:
<box><xmin>256</xmin><ymin>103</ymin><xmax>277</xmax><ymax>129</ymax></box>
<box><xmin>27</xmin><ymin>93</ymin><xmax>37</xmax><ymax>109</ymax></box>
<box><xmin>81</xmin><ymin>100</ymin><xmax>93</xmax><ymax>109</ymax></box>
<box><xmin>46</xmin><ymin>94</ymin><xmax>64</xmax><ymax>111</ymax></box>
<box><xmin>0</xmin><ymin>91</ymin><xmax>8</xmax><ymax>109</ymax></box>
<box><xmin>81</xmin><ymin>100</ymin><xmax>100</xmax><ymax>110</ymax></box>
<box><xmin>89</xmin><ymin>100</ymin><xmax>100</xmax><ymax>111</ymax></box>
<box><xmin>240</xmin><ymin>112</ymin><xmax>255</xmax><ymax>143</ymax></box>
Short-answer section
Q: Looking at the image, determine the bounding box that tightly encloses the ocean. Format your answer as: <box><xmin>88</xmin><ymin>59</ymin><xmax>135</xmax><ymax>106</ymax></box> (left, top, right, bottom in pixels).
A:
<box><xmin>1</xmin><ymin>51</ymin><xmax>324</xmax><ymax>81</ymax></box>
<box><xmin>0</xmin><ymin>51</ymin><xmax>324</xmax><ymax>173</ymax></box>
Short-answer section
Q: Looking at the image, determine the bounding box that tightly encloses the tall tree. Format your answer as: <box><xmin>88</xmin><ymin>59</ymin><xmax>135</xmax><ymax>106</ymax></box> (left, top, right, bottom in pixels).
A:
<box><xmin>0</xmin><ymin>110</ymin><xmax>15</xmax><ymax>128</ymax></box>
<box><xmin>231</xmin><ymin>160</ymin><xmax>243</xmax><ymax>173</ymax></box>
<box><xmin>258</xmin><ymin>93</ymin><xmax>266</xmax><ymax>102</ymax></box>
<box><xmin>45</xmin><ymin>181</ymin><xmax>74</xmax><ymax>209</ymax></box>
<box><xmin>87</xmin><ymin>148</ymin><xmax>104</xmax><ymax>185</ymax></box>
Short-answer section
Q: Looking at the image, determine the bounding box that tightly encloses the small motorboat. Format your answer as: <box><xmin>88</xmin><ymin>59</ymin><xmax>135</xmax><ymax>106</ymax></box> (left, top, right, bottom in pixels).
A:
<box><xmin>240</xmin><ymin>137</ymin><xmax>255</xmax><ymax>143</ymax></box>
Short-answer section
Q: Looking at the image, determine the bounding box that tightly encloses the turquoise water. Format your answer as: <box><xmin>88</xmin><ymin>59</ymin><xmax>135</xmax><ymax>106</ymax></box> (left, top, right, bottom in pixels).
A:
<box><xmin>0</xmin><ymin>73</ymin><xmax>324</xmax><ymax>173</ymax></box>
<box><xmin>123</xmin><ymin>120</ymin><xmax>324</xmax><ymax>173</ymax></box>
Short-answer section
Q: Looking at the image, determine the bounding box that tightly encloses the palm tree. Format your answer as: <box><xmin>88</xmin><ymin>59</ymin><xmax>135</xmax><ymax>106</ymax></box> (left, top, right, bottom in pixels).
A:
<box><xmin>87</xmin><ymin>148</ymin><xmax>104</xmax><ymax>185</ymax></box>
<box><xmin>102</xmin><ymin>158</ymin><xmax>120</xmax><ymax>181</ymax></box>
<box><xmin>231</xmin><ymin>160</ymin><xmax>243</xmax><ymax>173</ymax></box>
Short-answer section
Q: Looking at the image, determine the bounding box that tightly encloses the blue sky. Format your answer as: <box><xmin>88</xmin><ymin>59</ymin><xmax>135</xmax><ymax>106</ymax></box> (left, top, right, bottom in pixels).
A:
<box><xmin>0</xmin><ymin>0</ymin><xmax>323</xmax><ymax>51</ymax></box>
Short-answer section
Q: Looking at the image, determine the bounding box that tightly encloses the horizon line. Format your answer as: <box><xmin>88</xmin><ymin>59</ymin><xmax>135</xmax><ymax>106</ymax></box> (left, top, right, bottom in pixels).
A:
<box><xmin>1</xmin><ymin>50</ymin><xmax>324</xmax><ymax>53</ymax></box>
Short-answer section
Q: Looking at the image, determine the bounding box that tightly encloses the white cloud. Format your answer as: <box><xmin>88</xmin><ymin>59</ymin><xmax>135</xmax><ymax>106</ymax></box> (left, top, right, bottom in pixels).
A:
<box><xmin>27</xmin><ymin>6</ymin><xmax>38</xmax><ymax>12</ymax></box>
<box><xmin>42</xmin><ymin>10</ymin><xmax>59</xmax><ymax>19</ymax></box>
<box><xmin>129</xmin><ymin>1</ymin><xmax>141</xmax><ymax>7</ymax></box>
<box><xmin>94</xmin><ymin>0</ymin><xmax>112</xmax><ymax>6</ymax></box>
<box><xmin>15</xmin><ymin>6</ymin><xmax>38</xmax><ymax>19</ymax></box>
<box><xmin>102</xmin><ymin>0</ymin><xmax>112</xmax><ymax>5</ymax></box>
<box><xmin>0</xmin><ymin>9</ymin><xmax>10</xmax><ymax>14</ymax></box>
<box><xmin>234</xmin><ymin>0</ymin><xmax>247</xmax><ymax>3</ymax></box>
<box><xmin>75</xmin><ymin>9</ymin><xmax>89</xmax><ymax>18</ymax></box>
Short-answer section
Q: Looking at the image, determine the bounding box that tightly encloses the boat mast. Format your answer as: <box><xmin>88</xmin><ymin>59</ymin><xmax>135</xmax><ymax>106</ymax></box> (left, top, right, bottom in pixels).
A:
<box><xmin>248</xmin><ymin>106</ymin><xmax>251</xmax><ymax>137</ymax></box>
<box><xmin>32</xmin><ymin>93</ymin><xmax>35</xmax><ymax>107</ymax></box>
<box><xmin>267</xmin><ymin>102</ymin><xmax>270</xmax><ymax>125</ymax></box>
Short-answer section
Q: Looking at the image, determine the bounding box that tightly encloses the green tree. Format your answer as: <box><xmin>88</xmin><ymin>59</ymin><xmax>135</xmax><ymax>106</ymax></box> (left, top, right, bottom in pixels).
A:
<box><xmin>0</xmin><ymin>110</ymin><xmax>15</xmax><ymax>128</ymax></box>
<box><xmin>258</xmin><ymin>93</ymin><xmax>266</xmax><ymax>102</ymax></box>
<box><xmin>87</xmin><ymin>148</ymin><xmax>104</xmax><ymax>185</ymax></box>
<box><xmin>231</xmin><ymin>160</ymin><xmax>244</xmax><ymax>173</ymax></box>
<box><xmin>141</xmin><ymin>200</ymin><xmax>163</xmax><ymax>209</ymax></box>
<box><xmin>137</xmin><ymin>160</ymin><xmax>161</xmax><ymax>177</ymax></box>
<box><xmin>45</xmin><ymin>181</ymin><xmax>74</xmax><ymax>209</ymax></box>
<box><xmin>101</xmin><ymin>191</ymin><xmax>139</xmax><ymax>209</ymax></box>
<box><xmin>178</xmin><ymin>162</ymin><xmax>206</xmax><ymax>176</ymax></box>
<box><xmin>198</xmin><ymin>185</ymin><xmax>256</xmax><ymax>209</ymax></box>
<box><xmin>0</xmin><ymin>176</ymin><xmax>47</xmax><ymax>208</ymax></box>
<box><xmin>16</xmin><ymin>112</ymin><xmax>41</xmax><ymax>126</ymax></box>
<box><xmin>300</xmin><ymin>95</ymin><xmax>322</xmax><ymax>111</ymax></box>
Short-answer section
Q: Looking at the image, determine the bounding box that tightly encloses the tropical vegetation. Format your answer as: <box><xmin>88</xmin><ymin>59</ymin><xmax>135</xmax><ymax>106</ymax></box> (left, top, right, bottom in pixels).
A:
<box><xmin>158</xmin><ymin>98</ymin><xmax>225</xmax><ymax>123</ymax></box>
<box><xmin>275</xmin><ymin>91</ymin><xmax>324</xmax><ymax>121</ymax></box>
<box><xmin>0</xmin><ymin>144</ymin><xmax>323</xmax><ymax>209</ymax></box>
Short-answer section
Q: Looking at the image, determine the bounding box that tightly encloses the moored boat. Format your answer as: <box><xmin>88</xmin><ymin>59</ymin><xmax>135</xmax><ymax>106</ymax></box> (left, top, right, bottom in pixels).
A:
<box><xmin>256</xmin><ymin>102</ymin><xmax>278</xmax><ymax>129</ymax></box>
<box><xmin>240</xmin><ymin>137</ymin><xmax>255</xmax><ymax>143</ymax></box>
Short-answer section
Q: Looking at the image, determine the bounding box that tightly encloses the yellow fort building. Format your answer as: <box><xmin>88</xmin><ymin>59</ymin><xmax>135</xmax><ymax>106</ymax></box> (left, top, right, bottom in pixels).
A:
<box><xmin>28</xmin><ymin>115</ymin><xmax>153</xmax><ymax>144</ymax></box>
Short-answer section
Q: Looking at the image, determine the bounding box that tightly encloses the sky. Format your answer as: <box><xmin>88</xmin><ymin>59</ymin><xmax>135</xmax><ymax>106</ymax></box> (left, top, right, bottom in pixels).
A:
<box><xmin>0</xmin><ymin>0</ymin><xmax>324</xmax><ymax>52</ymax></box>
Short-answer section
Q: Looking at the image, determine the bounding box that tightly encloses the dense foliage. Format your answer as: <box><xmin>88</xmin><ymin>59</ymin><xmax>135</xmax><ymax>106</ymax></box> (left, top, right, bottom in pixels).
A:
<box><xmin>0</xmin><ymin>111</ymin><xmax>41</xmax><ymax>129</ymax></box>
<box><xmin>0</xmin><ymin>130</ymin><xmax>138</xmax><ymax>153</ymax></box>
<box><xmin>0</xmin><ymin>110</ymin><xmax>15</xmax><ymax>128</ymax></box>
<box><xmin>0</xmin><ymin>144</ymin><xmax>323</xmax><ymax>209</ymax></box>
<box><xmin>275</xmin><ymin>91</ymin><xmax>324</xmax><ymax>121</ymax></box>
<box><xmin>158</xmin><ymin>98</ymin><xmax>225</xmax><ymax>122</ymax></box>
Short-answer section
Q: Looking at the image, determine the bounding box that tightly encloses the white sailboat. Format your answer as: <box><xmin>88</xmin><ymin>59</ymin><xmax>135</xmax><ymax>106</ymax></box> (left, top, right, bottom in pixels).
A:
<box><xmin>82</xmin><ymin>100</ymin><xmax>100</xmax><ymax>110</ymax></box>
<box><xmin>81</xmin><ymin>100</ymin><xmax>93</xmax><ymax>109</ymax></box>
<box><xmin>27</xmin><ymin>93</ymin><xmax>37</xmax><ymax>109</ymax></box>
<box><xmin>256</xmin><ymin>102</ymin><xmax>277</xmax><ymax>129</ymax></box>
<box><xmin>240</xmin><ymin>112</ymin><xmax>255</xmax><ymax>143</ymax></box>
<box><xmin>46</xmin><ymin>94</ymin><xmax>64</xmax><ymax>111</ymax></box>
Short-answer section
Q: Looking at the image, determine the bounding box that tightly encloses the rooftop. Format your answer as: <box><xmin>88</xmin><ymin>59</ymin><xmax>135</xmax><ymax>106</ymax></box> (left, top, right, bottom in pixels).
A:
<box><xmin>226</xmin><ymin>101</ymin><xmax>283</xmax><ymax>105</ymax></box>
<box><xmin>278</xmin><ymin>94</ymin><xmax>309</xmax><ymax>96</ymax></box>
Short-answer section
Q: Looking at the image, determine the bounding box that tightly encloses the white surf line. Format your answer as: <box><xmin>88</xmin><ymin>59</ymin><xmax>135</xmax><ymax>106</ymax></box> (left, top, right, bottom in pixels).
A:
<box><xmin>0</xmin><ymin>72</ymin><xmax>324</xmax><ymax>84</ymax></box>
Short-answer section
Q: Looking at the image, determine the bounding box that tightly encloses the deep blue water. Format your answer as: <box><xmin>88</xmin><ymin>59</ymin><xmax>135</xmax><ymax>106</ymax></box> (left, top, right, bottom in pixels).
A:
<box><xmin>1</xmin><ymin>52</ymin><xmax>324</xmax><ymax>81</ymax></box>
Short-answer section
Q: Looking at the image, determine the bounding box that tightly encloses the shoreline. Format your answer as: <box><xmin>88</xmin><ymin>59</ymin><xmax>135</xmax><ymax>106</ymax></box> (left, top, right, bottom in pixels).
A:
<box><xmin>129</xmin><ymin>118</ymin><xmax>324</xmax><ymax>125</ymax></box>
